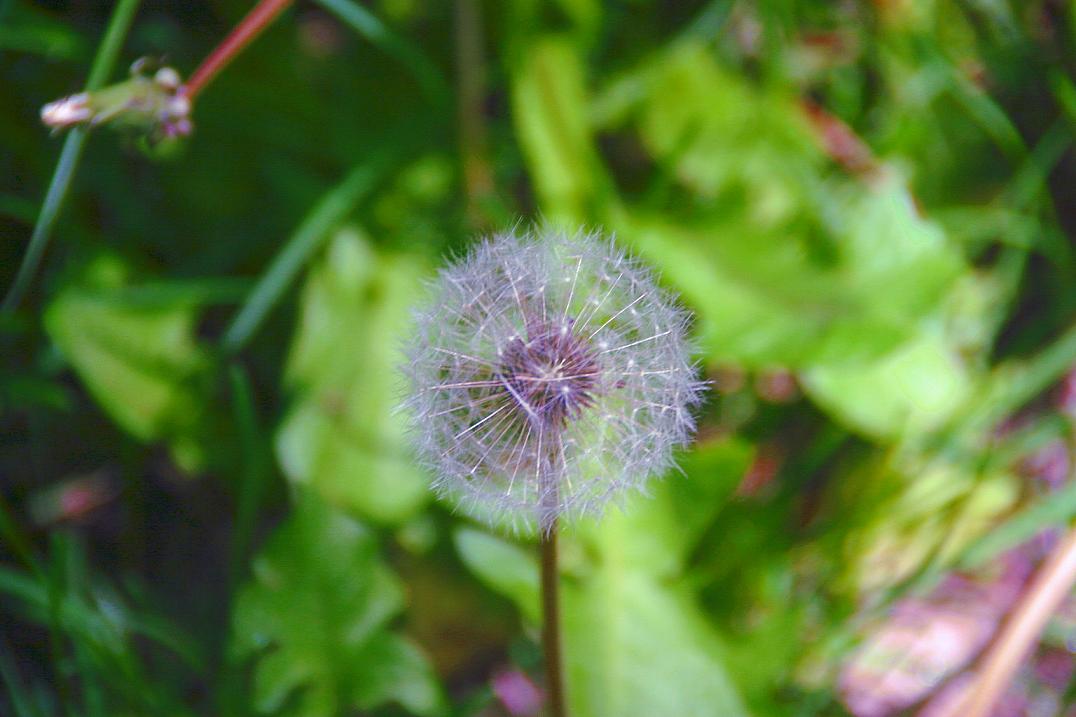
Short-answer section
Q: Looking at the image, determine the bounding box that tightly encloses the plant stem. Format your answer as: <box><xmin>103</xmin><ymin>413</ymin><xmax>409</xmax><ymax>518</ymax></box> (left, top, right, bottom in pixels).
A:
<box><xmin>220</xmin><ymin>152</ymin><xmax>391</xmax><ymax>355</ymax></box>
<box><xmin>184</xmin><ymin>0</ymin><xmax>294</xmax><ymax>101</ymax></box>
<box><xmin>540</xmin><ymin>521</ymin><xmax>566</xmax><ymax>717</ymax></box>
<box><xmin>1</xmin><ymin>0</ymin><xmax>141</xmax><ymax>313</ymax></box>
<box><xmin>934</xmin><ymin>524</ymin><xmax>1076</xmax><ymax>717</ymax></box>
<box><xmin>454</xmin><ymin>0</ymin><xmax>494</xmax><ymax>227</ymax></box>
<box><xmin>227</xmin><ymin>361</ymin><xmax>268</xmax><ymax>588</ymax></box>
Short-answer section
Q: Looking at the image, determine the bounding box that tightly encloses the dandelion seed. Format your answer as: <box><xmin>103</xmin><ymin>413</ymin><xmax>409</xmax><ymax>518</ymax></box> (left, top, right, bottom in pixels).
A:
<box><xmin>402</xmin><ymin>228</ymin><xmax>705</xmax><ymax>532</ymax></box>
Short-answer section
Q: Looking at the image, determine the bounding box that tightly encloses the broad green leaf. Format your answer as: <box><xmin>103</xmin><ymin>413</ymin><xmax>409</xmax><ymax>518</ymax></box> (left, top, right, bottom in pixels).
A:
<box><xmin>563</xmin><ymin>572</ymin><xmax>748</xmax><ymax>717</ymax></box>
<box><xmin>802</xmin><ymin>329</ymin><xmax>971</xmax><ymax>440</ymax></box>
<box><xmin>616</xmin><ymin>211</ymin><xmax>908</xmax><ymax>366</ymax></box>
<box><xmin>615</xmin><ymin>174</ymin><xmax>965</xmax><ymax>372</ymax></box>
<box><xmin>604</xmin><ymin>42</ymin><xmax>967</xmax><ymax>377</ymax></box>
<box><xmin>232</xmin><ymin>494</ymin><xmax>444</xmax><ymax>717</ymax></box>
<box><xmin>637</xmin><ymin>42</ymin><xmax>821</xmax><ymax>206</ymax></box>
<box><xmin>454</xmin><ymin>527</ymin><xmax>540</xmax><ymax>623</ymax></box>
<box><xmin>829</xmin><ymin>180</ymin><xmax>963</xmax><ymax>323</ymax></box>
<box><xmin>573</xmin><ymin>437</ymin><xmax>753</xmax><ymax>578</ymax></box>
<box><xmin>565</xmin><ymin>452</ymin><xmax>753</xmax><ymax>716</ymax></box>
<box><xmin>457</xmin><ymin>525</ymin><xmax>749</xmax><ymax>717</ymax></box>
<box><xmin>276</xmin><ymin>227</ymin><xmax>428</xmax><ymax>524</ymax></box>
<box><xmin>801</xmin><ymin>270</ymin><xmax>997</xmax><ymax>441</ymax></box>
<box><xmin>44</xmin><ymin>255</ymin><xmax>212</xmax><ymax>471</ymax></box>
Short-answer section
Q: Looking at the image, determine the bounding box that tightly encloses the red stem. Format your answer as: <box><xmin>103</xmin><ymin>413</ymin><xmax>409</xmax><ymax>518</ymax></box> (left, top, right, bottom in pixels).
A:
<box><xmin>800</xmin><ymin>98</ymin><xmax>879</xmax><ymax>176</ymax></box>
<box><xmin>184</xmin><ymin>0</ymin><xmax>294</xmax><ymax>101</ymax></box>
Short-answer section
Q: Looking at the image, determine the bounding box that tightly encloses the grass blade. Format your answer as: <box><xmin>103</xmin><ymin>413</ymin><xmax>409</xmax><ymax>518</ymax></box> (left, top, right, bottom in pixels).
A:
<box><xmin>314</xmin><ymin>0</ymin><xmax>449</xmax><ymax>106</ymax></box>
<box><xmin>1</xmin><ymin>0</ymin><xmax>142</xmax><ymax>313</ymax></box>
<box><xmin>220</xmin><ymin>119</ymin><xmax>432</xmax><ymax>354</ymax></box>
<box><xmin>227</xmin><ymin>361</ymin><xmax>269</xmax><ymax>587</ymax></box>
<box><xmin>0</xmin><ymin>637</ymin><xmax>41</xmax><ymax>717</ymax></box>
<box><xmin>221</xmin><ymin>160</ymin><xmax>386</xmax><ymax>353</ymax></box>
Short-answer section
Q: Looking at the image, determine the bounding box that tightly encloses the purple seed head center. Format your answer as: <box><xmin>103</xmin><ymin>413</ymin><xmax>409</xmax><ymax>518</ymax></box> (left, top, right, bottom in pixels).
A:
<box><xmin>498</xmin><ymin>319</ymin><xmax>600</xmax><ymax>429</ymax></box>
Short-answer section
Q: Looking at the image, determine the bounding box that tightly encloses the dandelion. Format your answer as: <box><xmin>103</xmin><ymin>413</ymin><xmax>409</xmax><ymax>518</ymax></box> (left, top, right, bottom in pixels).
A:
<box><xmin>402</xmin><ymin>227</ymin><xmax>705</xmax><ymax>533</ymax></box>
<box><xmin>403</xmin><ymin>226</ymin><xmax>704</xmax><ymax>717</ymax></box>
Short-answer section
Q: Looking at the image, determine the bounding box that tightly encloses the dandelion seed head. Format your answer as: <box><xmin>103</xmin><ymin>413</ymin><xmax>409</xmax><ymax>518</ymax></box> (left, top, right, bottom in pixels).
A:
<box><xmin>402</xmin><ymin>228</ymin><xmax>705</xmax><ymax>532</ymax></box>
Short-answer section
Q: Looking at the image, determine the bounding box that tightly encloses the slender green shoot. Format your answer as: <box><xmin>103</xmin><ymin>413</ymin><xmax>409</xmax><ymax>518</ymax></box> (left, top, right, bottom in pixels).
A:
<box><xmin>0</xmin><ymin>637</ymin><xmax>40</xmax><ymax>717</ymax></box>
<box><xmin>221</xmin><ymin>153</ymin><xmax>395</xmax><ymax>354</ymax></box>
<box><xmin>314</xmin><ymin>0</ymin><xmax>449</xmax><ymax>106</ymax></box>
<box><xmin>227</xmin><ymin>361</ymin><xmax>269</xmax><ymax>588</ymax></box>
<box><xmin>1</xmin><ymin>0</ymin><xmax>141</xmax><ymax>313</ymax></box>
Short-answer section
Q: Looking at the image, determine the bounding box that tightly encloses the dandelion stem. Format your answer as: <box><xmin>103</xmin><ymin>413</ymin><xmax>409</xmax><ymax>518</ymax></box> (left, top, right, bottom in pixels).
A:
<box><xmin>538</xmin><ymin>438</ymin><xmax>567</xmax><ymax>717</ymax></box>
<box><xmin>540</xmin><ymin>520</ymin><xmax>567</xmax><ymax>717</ymax></box>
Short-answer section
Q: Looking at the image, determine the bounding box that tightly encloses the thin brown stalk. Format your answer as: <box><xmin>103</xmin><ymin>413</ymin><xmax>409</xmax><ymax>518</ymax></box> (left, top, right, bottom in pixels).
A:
<box><xmin>934</xmin><ymin>525</ymin><xmax>1076</xmax><ymax>717</ymax></box>
<box><xmin>540</xmin><ymin>521</ymin><xmax>566</xmax><ymax>717</ymax></box>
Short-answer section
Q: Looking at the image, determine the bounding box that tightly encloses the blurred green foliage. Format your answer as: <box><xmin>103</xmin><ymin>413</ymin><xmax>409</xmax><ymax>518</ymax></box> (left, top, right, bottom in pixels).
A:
<box><xmin>232</xmin><ymin>495</ymin><xmax>444</xmax><ymax>716</ymax></box>
<box><xmin>4</xmin><ymin>0</ymin><xmax>1076</xmax><ymax>716</ymax></box>
<box><xmin>276</xmin><ymin>229</ymin><xmax>429</xmax><ymax>524</ymax></box>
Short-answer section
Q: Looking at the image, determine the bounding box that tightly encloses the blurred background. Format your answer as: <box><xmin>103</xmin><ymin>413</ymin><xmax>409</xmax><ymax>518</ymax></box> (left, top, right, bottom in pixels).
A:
<box><xmin>4</xmin><ymin>0</ymin><xmax>1076</xmax><ymax>715</ymax></box>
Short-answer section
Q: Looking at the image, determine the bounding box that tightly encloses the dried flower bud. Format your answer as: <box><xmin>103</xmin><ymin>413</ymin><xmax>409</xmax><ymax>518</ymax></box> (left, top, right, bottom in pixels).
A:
<box><xmin>402</xmin><ymin>228</ymin><xmax>705</xmax><ymax>532</ymax></box>
<box><xmin>40</xmin><ymin>58</ymin><xmax>192</xmax><ymax>144</ymax></box>
<box><xmin>40</xmin><ymin>92</ymin><xmax>94</xmax><ymax>128</ymax></box>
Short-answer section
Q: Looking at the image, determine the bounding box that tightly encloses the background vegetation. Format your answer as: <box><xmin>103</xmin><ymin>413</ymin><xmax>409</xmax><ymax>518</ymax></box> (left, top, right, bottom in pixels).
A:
<box><xmin>4</xmin><ymin>0</ymin><xmax>1076</xmax><ymax>715</ymax></box>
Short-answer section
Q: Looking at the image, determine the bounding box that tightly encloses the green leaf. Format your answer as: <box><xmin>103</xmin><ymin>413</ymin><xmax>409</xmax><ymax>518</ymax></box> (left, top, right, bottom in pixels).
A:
<box><xmin>350</xmin><ymin>632</ymin><xmax>446</xmax><ymax>714</ymax></box>
<box><xmin>276</xmin><ymin>227</ymin><xmax>429</xmax><ymax>524</ymax></box>
<box><xmin>44</xmin><ymin>255</ymin><xmax>212</xmax><ymax>471</ymax></box>
<box><xmin>802</xmin><ymin>328</ymin><xmax>971</xmax><ymax>440</ymax></box>
<box><xmin>829</xmin><ymin>181</ymin><xmax>963</xmax><ymax>324</ymax></box>
<box><xmin>605</xmin><ymin>42</ymin><xmax>967</xmax><ymax>377</ymax></box>
<box><xmin>617</xmin><ymin>211</ymin><xmax>908</xmax><ymax>366</ymax></box>
<box><xmin>453</xmin><ymin>527</ymin><xmax>540</xmax><ymax>623</ymax></box>
<box><xmin>636</xmin><ymin>42</ymin><xmax>820</xmax><ymax>203</ymax></box>
<box><xmin>616</xmin><ymin>173</ymin><xmax>966</xmax><ymax>372</ymax></box>
<box><xmin>457</xmin><ymin>524</ymin><xmax>748</xmax><ymax>717</ymax></box>
<box><xmin>231</xmin><ymin>494</ymin><xmax>444</xmax><ymax>717</ymax></box>
<box><xmin>573</xmin><ymin>437</ymin><xmax>754</xmax><ymax>578</ymax></box>
<box><xmin>801</xmin><ymin>269</ymin><xmax>997</xmax><ymax>441</ymax></box>
<box><xmin>563</xmin><ymin>573</ymin><xmax>748</xmax><ymax>717</ymax></box>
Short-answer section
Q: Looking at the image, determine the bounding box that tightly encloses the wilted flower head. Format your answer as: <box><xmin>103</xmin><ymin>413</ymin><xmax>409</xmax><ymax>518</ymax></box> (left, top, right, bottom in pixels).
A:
<box><xmin>403</xmin><ymin>228</ymin><xmax>704</xmax><ymax>532</ymax></box>
<box><xmin>41</xmin><ymin>58</ymin><xmax>192</xmax><ymax>144</ymax></box>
